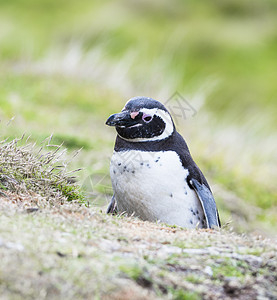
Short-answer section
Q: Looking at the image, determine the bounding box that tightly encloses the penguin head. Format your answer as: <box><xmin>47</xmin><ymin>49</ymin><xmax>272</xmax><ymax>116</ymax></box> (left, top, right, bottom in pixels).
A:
<box><xmin>106</xmin><ymin>97</ymin><xmax>175</xmax><ymax>142</ymax></box>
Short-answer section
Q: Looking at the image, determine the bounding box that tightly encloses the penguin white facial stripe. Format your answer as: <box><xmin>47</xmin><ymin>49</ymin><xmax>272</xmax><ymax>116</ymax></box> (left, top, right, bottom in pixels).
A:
<box><xmin>129</xmin><ymin>123</ymin><xmax>142</xmax><ymax>128</ymax></box>
<box><xmin>124</xmin><ymin>108</ymin><xmax>174</xmax><ymax>142</ymax></box>
<box><xmin>139</xmin><ymin>108</ymin><xmax>173</xmax><ymax>127</ymax></box>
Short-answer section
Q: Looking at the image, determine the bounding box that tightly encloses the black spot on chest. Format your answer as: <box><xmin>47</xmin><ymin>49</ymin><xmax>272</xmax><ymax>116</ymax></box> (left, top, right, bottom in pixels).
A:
<box><xmin>155</xmin><ymin>156</ymin><xmax>161</xmax><ymax>163</ymax></box>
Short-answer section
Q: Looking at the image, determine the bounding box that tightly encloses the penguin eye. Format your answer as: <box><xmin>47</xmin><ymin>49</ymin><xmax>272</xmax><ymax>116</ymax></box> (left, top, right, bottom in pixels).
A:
<box><xmin>142</xmin><ymin>113</ymin><xmax>152</xmax><ymax>123</ymax></box>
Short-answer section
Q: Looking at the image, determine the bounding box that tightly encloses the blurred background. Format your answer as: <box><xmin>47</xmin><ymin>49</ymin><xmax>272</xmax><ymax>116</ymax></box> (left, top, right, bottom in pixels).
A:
<box><xmin>0</xmin><ymin>0</ymin><xmax>276</xmax><ymax>236</ymax></box>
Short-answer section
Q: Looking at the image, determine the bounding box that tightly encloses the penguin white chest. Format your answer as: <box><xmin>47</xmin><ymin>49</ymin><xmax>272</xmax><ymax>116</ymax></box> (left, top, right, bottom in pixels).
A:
<box><xmin>110</xmin><ymin>150</ymin><xmax>206</xmax><ymax>228</ymax></box>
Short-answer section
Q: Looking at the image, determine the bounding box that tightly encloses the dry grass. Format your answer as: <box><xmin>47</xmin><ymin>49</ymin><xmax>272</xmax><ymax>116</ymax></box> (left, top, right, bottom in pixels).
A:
<box><xmin>0</xmin><ymin>135</ymin><xmax>83</xmax><ymax>204</ymax></box>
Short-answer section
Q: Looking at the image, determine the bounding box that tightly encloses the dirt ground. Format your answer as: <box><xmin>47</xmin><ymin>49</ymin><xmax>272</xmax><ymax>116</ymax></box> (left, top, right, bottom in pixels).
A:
<box><xmin>0</xmin><ymin>192</ymin><xmax>276</xmax><ymax>300</ymax></box>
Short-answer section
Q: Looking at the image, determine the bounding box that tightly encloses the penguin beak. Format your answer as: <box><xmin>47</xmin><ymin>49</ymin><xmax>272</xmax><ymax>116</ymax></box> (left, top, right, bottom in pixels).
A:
<box><xmin>106</xmin><ymin>111</ymin><xmax>139</xmax><ymax>128</ymax></box>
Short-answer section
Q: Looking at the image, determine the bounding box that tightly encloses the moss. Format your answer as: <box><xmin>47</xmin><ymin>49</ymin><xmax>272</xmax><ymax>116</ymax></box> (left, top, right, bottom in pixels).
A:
<box><xmin>58</xmin><ymin>184</ymin><xmax>85</xmax><ymax>202</ymax></box>
<box><xmin>212</xmin><ymin>258</ymin><xmax>248</xmax><ymax>279</ymax></box>
<box><xmin>119</xmin><ymin>264</ymin><xmax>144</xmax><ymax>281</ymax></box>
<box><xmin>169</xmin><ymin>288</ymin><xmax>201</xmax><ymax>300</ymax></box>
<box><xmin>185</xmin><ymin>275</ymin><xmax>204</xmax><ymax>284</ymax></box>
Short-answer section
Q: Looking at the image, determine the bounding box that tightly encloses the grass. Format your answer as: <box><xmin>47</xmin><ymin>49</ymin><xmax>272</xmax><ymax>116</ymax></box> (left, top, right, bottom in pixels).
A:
<box><xmin>1</xmin><ymin>198</ymin><xmax>276</xmax><ymax>299</ymax></box>
<box><xmin>0</xmin><ymin>136</ymin><xmax>83</xmax><ymax>203</ymax></box>
<box><xmin>0</xmin><ymin>0</ymin><xmax>277</xmax><ymax>298</ymax></box>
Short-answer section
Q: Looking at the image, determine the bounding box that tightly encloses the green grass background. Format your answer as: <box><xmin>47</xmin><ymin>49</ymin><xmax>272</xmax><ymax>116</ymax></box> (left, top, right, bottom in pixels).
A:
<box><xmin>0</xmin><ymin>0</ymin><xmax>276</xmax><ymax>235</ymax></box>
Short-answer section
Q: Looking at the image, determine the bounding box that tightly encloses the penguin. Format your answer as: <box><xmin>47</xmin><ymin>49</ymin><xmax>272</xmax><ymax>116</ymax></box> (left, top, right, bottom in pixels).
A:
<box><xmin>105</xmin><ymin>96</ymin><xmax>220</xmax><ymax>229</ymax></box>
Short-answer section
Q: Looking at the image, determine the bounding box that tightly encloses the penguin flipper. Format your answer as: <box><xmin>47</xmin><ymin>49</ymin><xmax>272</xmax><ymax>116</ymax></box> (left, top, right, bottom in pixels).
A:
<box><xmin>191</xmin><ymin>178</ymin><xmax>220</xmax><ymax>228</ymax></box>
<box><xmin>107</xmin><ymin>194</ymin><xmax>118</xmax><ymax>214</ymax></box>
